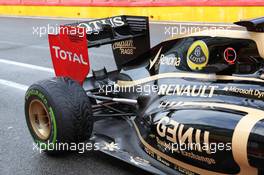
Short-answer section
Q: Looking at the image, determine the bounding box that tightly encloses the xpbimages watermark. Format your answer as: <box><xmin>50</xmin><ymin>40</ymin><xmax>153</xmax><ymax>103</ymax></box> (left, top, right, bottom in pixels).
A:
<box><xmin>164</xmin><ymin>24</ymin><xmax>232</xmax><ymax>38</ymax></box>
<box><xmin>32</xmin><ymin>16</ymin><xmax>126</xmax><ymax>37</ymax></box>
<box><xmin>33</xmin><ymin>141</ymin><xmax>100</xmax><ymax>153</ymax></box>
<box><xmin>32</xmin><ymin>24</ymin><xmax>87</xmax><ymax>38</ymax></box>
<box><xmin>98</xmin><ymin>82</ymin><xmax>218</xmax><ymax>98</ymax></box>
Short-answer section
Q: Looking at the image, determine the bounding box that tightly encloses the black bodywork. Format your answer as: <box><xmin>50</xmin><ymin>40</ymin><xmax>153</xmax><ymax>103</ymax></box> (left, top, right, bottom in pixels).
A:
<box><xmin>66</xmin><ymin>16</ymin><xmax>264</xmax><ymax>174</ymax></box>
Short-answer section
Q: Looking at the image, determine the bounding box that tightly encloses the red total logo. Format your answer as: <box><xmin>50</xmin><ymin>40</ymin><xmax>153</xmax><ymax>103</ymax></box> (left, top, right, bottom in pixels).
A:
<box><xmin>224</xmin><ymin>47</ymin><xmax>237</xmax><ymax>65</ymax></box>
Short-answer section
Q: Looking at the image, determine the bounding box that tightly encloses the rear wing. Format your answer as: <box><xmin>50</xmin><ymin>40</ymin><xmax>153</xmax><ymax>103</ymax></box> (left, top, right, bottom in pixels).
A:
<box><xmin>70</xmin><ymin>16</ymin><xmax>150</xmax><ymax>48</ymax></box>
<box><xmin>48</xmin><ymin>16</ymin><xmax>150</xmax><ymax>84</ymax></box>
<box><xmin>235</xmin><ymin>17</ymin><xmax>264</xmax><ymax>32</ymax></box>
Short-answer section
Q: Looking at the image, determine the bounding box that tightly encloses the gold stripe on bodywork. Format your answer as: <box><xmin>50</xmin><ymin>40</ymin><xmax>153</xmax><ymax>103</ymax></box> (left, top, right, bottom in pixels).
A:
<box><xmin>232</xmin><ymin>115</ymin><xmax>261</xmax><ymax>175</ymax></box>
<box><xmin>117</xmin><ymin>72</ymin><xmax>264</xmax><ymax>87</ymax></box>
<box><xmin>132</xmin><ymin>102</ymin><xmax>264</xmax><ymax>175</ymax></box>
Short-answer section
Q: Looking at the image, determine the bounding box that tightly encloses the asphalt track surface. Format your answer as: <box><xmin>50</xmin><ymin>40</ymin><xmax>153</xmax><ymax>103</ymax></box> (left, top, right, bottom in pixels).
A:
<box><xmin>0</xmin><ymin>16</ymin><xmax>235</xmax><ymax>175</ymax></box>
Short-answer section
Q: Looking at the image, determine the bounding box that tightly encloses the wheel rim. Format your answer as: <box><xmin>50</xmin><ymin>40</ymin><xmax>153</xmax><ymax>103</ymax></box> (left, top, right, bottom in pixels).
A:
<box><xmin>29</xmin><ymin>99</ymin><xmax>51</xmax><ymax>140</ymax></box>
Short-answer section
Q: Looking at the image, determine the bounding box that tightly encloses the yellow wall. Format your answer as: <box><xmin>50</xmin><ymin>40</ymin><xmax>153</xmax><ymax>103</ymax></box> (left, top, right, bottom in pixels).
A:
<box><xmin>0</xmin><ymin>5</ymin><xmax>264</xmax><ymax>22</ymax></box>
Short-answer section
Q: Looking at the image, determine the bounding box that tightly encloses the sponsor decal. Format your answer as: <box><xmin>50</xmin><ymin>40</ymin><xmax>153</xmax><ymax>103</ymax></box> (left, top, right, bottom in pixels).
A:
<box><xmin>174</xmin><ymin>165</ymin><xmax>196</xmax><ymax>175</ymax></box>
<box><xmin>149</xmin><ymin>47</ymin><xmax>181</xmax><ymax>70</ymax></box>
<box><xmin>158</xmin><ymin>84</ymin><xmax>218</xmax><ymax>98</ymax></box>
<box><xmin>149</xmin><ymin>47</ymin><xmax>162</xmax><ymax>70</ymax></box>
<box><xmin>155</xmin><ymin>136</ymin><xmax>229</xmax><ymax>165</ymax></box>
<box><xmin>77</xmin><ymin>16</ymin><xmax>125</xmax><ymax>33</ymax></box>
<box><xmin>156</xmin><ymin>116</ymin><xmax>212</xmax><ymax>154</ymax></box>
<box><xmin>223</xmin><ymin>86</ymin><xmax>264</xmax><ymax>99</ymax></box>
<box><xmin>187</xmin><ymin>40</ymin><xmax>209</xmax><ymax>71</ymax></box>
<box><xmin>48</xmin><ymin>26</ymin><xmax>89</xmax><ymax>84</ymax></box>
<box><xmin>157</xmin><ymin>155</ymin><xmax>171</xmax><ymax>167</ymax></box>
<box><xmin>112</xmin><ymin>39</ymin><xmax>136</xmax><ymax>55</ymax></box>
<box><xmin>158</xmin><ymin>101</ymin><xmax>184</xmax><ymax>108</ymax></box>
<box><xmin>160</xmin><ymin>54</ymin><xmax>181</xmax><ymax>67</ymax></box>
<box><xmin>224</xmin><ymin>47</ymin><xmax>237</xmax><ymax>65</ymax></box>
<box><xmin>180</xmin><ymin>150</ymin><xmax>216</xmax><ymax>165</ymax></box>
<box><xmin>51</xmin><ymin>46</ymin><xmax>88</xmax><ymax>65</ymax></box>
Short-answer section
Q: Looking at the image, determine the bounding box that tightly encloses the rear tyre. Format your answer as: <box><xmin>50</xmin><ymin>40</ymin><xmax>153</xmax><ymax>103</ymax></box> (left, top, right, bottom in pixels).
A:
<box><xmin>25</xmin><ymin>77</ymin><xmax>93</xmax><ymax>154</ymax></box>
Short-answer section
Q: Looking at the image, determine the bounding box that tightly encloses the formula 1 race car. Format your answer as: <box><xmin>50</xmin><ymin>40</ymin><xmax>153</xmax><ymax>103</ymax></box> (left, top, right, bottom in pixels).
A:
<box><xmin>24</xmin><ymin>16</ymin><xmax>264</xmax><ymax>175</ymax></box>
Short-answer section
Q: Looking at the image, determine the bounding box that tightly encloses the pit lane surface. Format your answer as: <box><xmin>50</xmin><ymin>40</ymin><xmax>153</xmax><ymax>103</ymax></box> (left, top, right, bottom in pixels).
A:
<box><xmin>0</xmin><ymin>16</ymin><xmax>235</xmax><ymax>175</ymax></box>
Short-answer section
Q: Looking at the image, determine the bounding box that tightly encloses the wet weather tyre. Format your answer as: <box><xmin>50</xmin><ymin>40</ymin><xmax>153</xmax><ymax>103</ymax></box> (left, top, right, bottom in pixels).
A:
<box><xmin>24</xmin><ymin>77</ymin><xmax>93</xmax><ymax>154</ymax></box>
